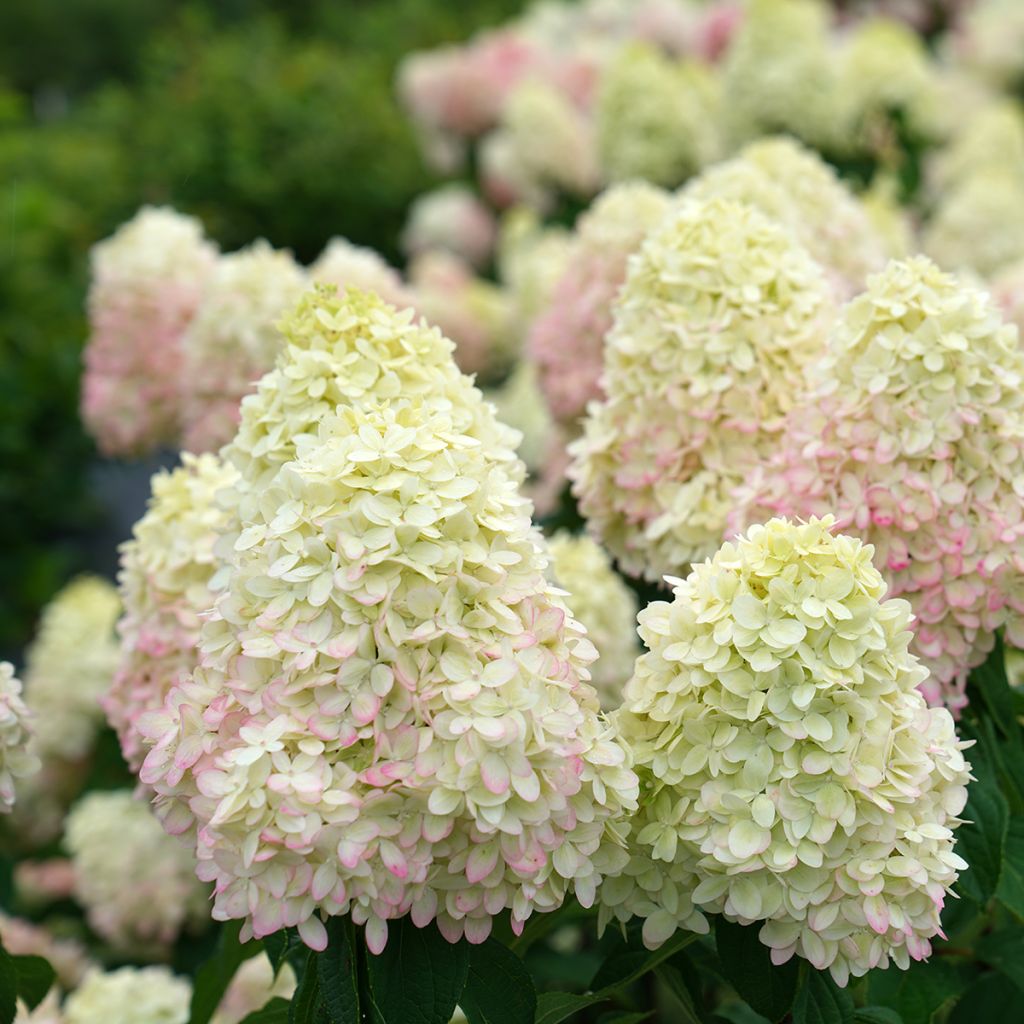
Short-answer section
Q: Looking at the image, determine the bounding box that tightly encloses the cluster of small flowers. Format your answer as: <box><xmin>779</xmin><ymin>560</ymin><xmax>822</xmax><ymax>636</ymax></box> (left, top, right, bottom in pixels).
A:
<box><xmin>104</xmin><ymin>453</ymin><xmax>238</xmax><ymax>771</ymax></box>
<box><xmin>61</xmin><ymin>967</ymin><xmax>192</xmax><ymax>1024</ymax></box>
<box><xmin>64</xmin><ymin>790</ymin><xmax>209</xmax><ymax>952</ymax></box>
<box><xmin>547</xmin><ymin>533</ymin><xmax>640</xmax><ymax>710</ymax></box>
<box><xmin>181</xmin><ymin>242</ymin><xmax>308</xmax><ymax>454</ymax></box>
<box><xmin>310</xmin><ymin>237</ymin><xmax>413</xmax><ymax>310</ymax></box>
<box><xmin>570</xmin><ymin>196</ymin><xmax>834</xmax><ymax>581</ymax></box>
<box><xmin>81</xmin><ymin>207</ymin><xmax>218</xmax><ymax>457</ymax></box>
<box><xmin>598</xmin><ymin>516</ymin><xmax>971</xmax><ymax>986</ymax></box>
<box><xmin>22</xmin><ymin>577</ymin><xmax>120</xmax><ymax>762</ymax></box>
<box><xmin>401</xmin><ymin>185</ymin><xmax>497</xmax><ymax>269</ymax></box>
<box><xmin>0</xmin><ymin>663</ymin><xmax>39</xmax><ymax>813</ymax></box>
<box><xmin>137</xmin><ymin>288</ymin><xmax>638</xmax><ymax>954</ymax></box>
<box><xmin>733</xmin><ymin>257</ymin><xmax>1024</xmax><ymax>709</ymax></box>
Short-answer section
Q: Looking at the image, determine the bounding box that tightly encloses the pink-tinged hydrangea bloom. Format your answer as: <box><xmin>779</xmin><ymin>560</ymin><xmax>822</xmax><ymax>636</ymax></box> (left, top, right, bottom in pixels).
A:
<box><xmin>211</xmin><ymin>954</ymin><xmax>296</xmax><ymax>1024</ymax></box>
<box><xmin>402</xmin><ymin>185</ymin><xmax>497</xmax><ymax>270</ymax></box>
<box><xmin>681</xmin><ymin>136</ymin><xmax>888</xmax><ymax>299</ymax></box>
<box><xmin>547</xmin><ymin>533</ymin><xmax>639</xmax><ymax>711</ymax></box>
<box><xmin>63</xmin><ymin>967</ymin><xmax>191</xmax><ymax>1024</ymax></box>
<box><xmin>570</xmin><ymin>198</ymin><xmax>833</xmax><ymax>582</ymax></box>
<box><xmin>0</xmin><ymin>663</ymin><xmax>38</xmax><ymax>813</ymax></box>
<box><xmin>138</xmin><ymin>287</ymin><xmax>638</xmax><ymax>954</ymax></box>
<box><xmin>408</xmin><ymin>251</ymin><xmax>514</xmax><ymax>382</ymax></box>
<box><xmin>13</xmin><ymin>858</ymin><xmax>76</xmax><ymax>906</ymax></box>
<box><xmin>23</xmin><ymin>577</ymin><xmax>120</xmax><ymax>762</ymax></box>
<box><xmin>65</xmin><ymin>790</ymin><xmax>209</xmax><ymax>952</ymax></box>
<box><xmin>310</xmin><ymin>238</ymin><xmax>414</xmax><ymax>311</ymax></box>
<box><xmin>732</xmin><ymin>257</ymin><xmax>1024</xmax><ymax>710</ymax></box>
<box><xmin>81</xmin><ymin>206</ymin><xmax>218</xmax><ymax>457</ymax></box>
<box><xmin>529</xmin><ymin>183</ymin><xmax>670</xmax><ymax>428</ymax></box>
<box><xmin>181</xmin><ymin>242</ymin><xmax>307</xmax><ymax>454</ymax></box>
<box><xmin>0</xmin><ymin>913</ymin><xmax>94</xmax><ymax>989</ymax></box>
<box><xmin>595</xmin><ymin>44</ymin><xmax>721</xmax><ymax>188</ymax></box>
<box><xmin>105</xmin><ymin>453</ymin><xmax>238</xmax><ymax>772</ymax></box>
<box><xmin>600</xmin><ymin>516</ymin><xmax>972</xmax><ymax>986</ymax></box>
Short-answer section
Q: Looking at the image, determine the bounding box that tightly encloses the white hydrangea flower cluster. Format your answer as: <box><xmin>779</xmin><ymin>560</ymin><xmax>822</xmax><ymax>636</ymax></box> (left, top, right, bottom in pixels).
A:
<box><xmin>570</xmin><ymin>197</ymin><xmax>833</xmax><ymax>581</ymax></box>
<box><xmin>600</xmin><ymin>516</ymin><xmax>972</xmax><ymax>987</ymax></box>
<box><xmin>547</xmin><ymin>533</ymin><xmax>639</xmax><ymax>711</ymax></box>
<box><xmin>0</xmin><ymin>663</ymin><xmax>39</xmax><ymax>813</ymax></box>
<box><xmin>595</xmin><ymin>44</ymin><xmax>720</xmax><ymax>188</ymax></box>
<box><xmin>64</xmin><ymin>790</ymin><xmax>209</xmax><ymax>952</ymax></box>
<box><xmin>181</xmin><ymin>241</ymin><xmax>308</xmax><ymax>454</ymax></box>
<box><xmin>310</xmin><ymin>237</ymin><xmax>414</xmax><ymax>310</ymax></box>
<box><xmin>62</xmin><ymin>967</ymin><xmax>191</xmax><ymax>1024</ymax></box>
<box><xmin>105</xmin><ymin>453</ymin><xmax>238</xmax><ymax>772</ymax></box>
<box><xmin>928</xmin><ymin>101</ymin><xmax>1024</xmax><ymax>197</ymax></box>
<box><xmin>23</xmin><ymin>577</ymin><xmax>120</xmax><ymax>761</ymax></box>
<box><xmin>139</xmin><ymin>287</ymin><xmax>638</xmax><ymax>955</ymax></box>
<box><xmin>680</xmin><ymin>137</ymin><xmax>888</xmax><ymax>299</ymax></box>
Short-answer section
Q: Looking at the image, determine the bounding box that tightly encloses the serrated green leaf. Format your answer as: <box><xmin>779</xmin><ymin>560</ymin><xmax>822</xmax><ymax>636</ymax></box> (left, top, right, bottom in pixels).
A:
<box><xmin>978</xmin><ymin>929</ymin><xmax>1024</xmax><ymax>993</ymax></box>
<box><xmin>289</xmin><ymin>951</ymin><xmax>326</xmax><ymax>1024</ymax></box>
<box><xmin>998</xmin><ymin>818</ymin><xmax>1024</xmax><ymax>919</ymax></box>
<box><xmin>792</xmin><ymin>969</ymin><xmax>854</xmax><ymax>1024</ymax></box>
<box><xmin>955</xmin><ymin>765</ymin><xmax>1009</xmax><ymax>904</ymax></box>
<box><xmin>968</xmin><ymin>637</ymin><xmax>1019</xmax><ymax>747</ymax></box>
<box><xmin>317</xmin><ymin>919</ymin><xmax>359</xmax><ymax>1024</ymax></box>
<box><xmin>590</xmin><ymin>929</ymin><xmax>697</xmax><ymax>993</ymax></box>
<box><xmin>714</xmin><ymin>919</ymin><xmax>798</xmax><ymax>1023</ymax></box>
<box><xmin>654</xmin><ymin>963</ymin><xmax>702</xmax><ymax>1024</ymax></box>
<box><xmin>190</xmin><ymin>920</ymin><xmax>263</xmax><ymax>1024</ymax></box>
<box><xmin>867</xmin><ymin>958</ymin><xmax>963</xmax><ymax>1024</ymax></box>
<box><xmin>264</xmin><ymin>931</ymin><xmax>301</xmax><ymax>979</ymax></box>
<box><xmin>366</xmin><ymin>918</ymin><xmax>468</xmax><ymax>1024</ymax></box>
<box><xmin>0</xmin><ymin>942</ymin><xmax>16</xmax><ymax>1024</ymax></box>
<box><xmin>534</xmin><ymin>991</ymin><xmax>606</xmax><ymax>1024</ymax></box>
<box><xmin>459</xmin><ymin>936</ymin><xmax>535</xmax><ymax>1024</ymax></box>
<box><xmin>947</xmin><ymin>972</ymin><xmax>1016</xmax><ymax>1024</ymax></box>
<box><xmin>11</xmin><ymin>955</ymin><xmax>54</xmax><ymax>1010</ymax></box>
<box><xmin>241</xmin><ymin>998</ymin><xmax>291</xmax><ymax>1023</ymax></box>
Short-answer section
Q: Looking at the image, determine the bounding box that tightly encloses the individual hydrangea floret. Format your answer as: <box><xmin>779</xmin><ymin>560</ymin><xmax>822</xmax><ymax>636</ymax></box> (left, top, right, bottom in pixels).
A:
<box><xmin>401</xmin><ymin>185</ymin><xmax>498</xmax><ymax>269</ymax></box>
<box><xmin>181</xmin><ymin>242</ymin><xmax>308</xmax><ymax>453</ymax></box>
<box><xmin>0</xmin><ymin>663</ymin><xmax>39</xmax><ymax>813</ymax></box>
<box><xmin>600</xmin><ymin>516</ymin><xmax>972</xmax><ymax>986</ymax></box>
<box><xmin>105</xmin><ymin>453</ymin><xmax>239</xmax><ymax>772</ymax></box>
<box><xmin>733</xmin><ymin>257</ymin><xmax>1024</xmax><ymax>709</ymax></box>
<box><xmin>81</xmin><ymin>206</ymin><xmax>218</xmax><ymax>457</ymax></box>
<box><xmin>529</xmin><ymin>182</ymin><xmax>671</xmax><ymax>428</ymax></box>
<box><xmin>23</xmin><ymin>577</ymin><xmax>120</xmax><ymax>761</ymax></box>
<box><xmin>547</xmin><ymin>533</ymin><xmax>640</xmax><ymax>710</ymax></box>
<box><xmin>595</xmin><ymin>44</ymin><xmax>721</xmax><ymax>188</ymax></box>
<box><xmin>65</xmin><ymin>790</ymin><xmax>208</xmax><ymax>952</ymax></box>
<box><xmin>570</xmin><ymin>197</ymin><xmax>833</xmax><ymax>581</ymax></box>
<box><xmin>63</xmin><ymin>967</ymin><xmax>191</xmax><ymax>1024</ymax></box>
<box><xmin>680</xmin><ymin>136</ymin><xmax>888</xmax><ymax>299</ymax></box>
<box><xmin>139</xmin><ymin>288</ymin><xmax>638</xmax><ymax>955</ymax></box>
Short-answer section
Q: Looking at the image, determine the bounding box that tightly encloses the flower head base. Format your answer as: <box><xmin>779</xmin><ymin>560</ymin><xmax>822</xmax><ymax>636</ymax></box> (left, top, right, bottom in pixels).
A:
<box><xmin>106</xmin><ymin>453</ymin><xmax>239</xmax><ymax>771</ymax></box>
<box><xmin>601</xmin><ymin>515</ymin><xmax>972</xmax><ymax>986</ymax></box>
<box><xmin>529</xmin><ymin>182</ymin><xmax>671</xmax><ymax>428</ymax></box>
<box><xmin>65</xmin><ymin>790</ymin><xmax>209</xmax><ymax>952</ymax></box>
<box><xmin>733</xmin><ymin>257</ymin><xmax>1024</xmax><ymax>709</ymax></box>
<box><xmin>570</xmin><ymin>197</ymin><xmax>833</xmax><ymax>581</ymax></box>
<box><xmin>81</xmin><ymin>206</ymin><xmax>218</xmax><ymax>457</ymax></box>
<box><xmin>63</xmin><ymin>967</ymin><xmax>191</xmax><ymax>1024</ymax></box>
<box><xmin>181</xmin><ymin>242</ymin><xmax>308</xmax><ymax>453</ymax></box>
<box><xmin>0</xmin><ymin>664</ymin><xmax>39</xmax><ymax>813</ymax></box>
<box><xmin>547</xmin><ymin>533</ymin><xmax>639</xmax><ymax>711</ymax></box>
<box><xmin>139</xmin><ymin>288</ymin><xmax>638</xmax><ymax>953</ymax></box>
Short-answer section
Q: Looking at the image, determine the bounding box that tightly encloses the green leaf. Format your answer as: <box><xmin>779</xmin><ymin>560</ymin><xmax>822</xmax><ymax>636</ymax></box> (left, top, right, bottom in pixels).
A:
<box><xmin>317</xmin><ymin>919</ymin><xmax>359</xmax><ymax>1024</ymax></box>
<box><xmin>978</xmin><ymin>929</ymin><xmax>1024</xmax><ymax>993</ymax></box>
<box><xmin>955</xmin><ymin>764</ymin><xmax>1009</xmax><ymax>904</ymax></box>
<box><xmin>241</xmin><ymin>999</ymin><xmax>292</xmax><ymax>1023</ymax></box>
<box><xmin>459</xmin><ymin>937</ymin><xmax>535</xmax><ymax>1024</ymax></box>
<box><xmin>867</xmin><ymin>958</ymin><xmax>963</xmax><ymax>1024</ymax></box>
<box><xmin>713</xmin><ymin>1005</ymin><xmax>770</xmax><ymax>1024</ymax></box>
<box><xmin>791</xmin><ymin>969</ymin><xmax>854</xmax><ymax>1024</ymax></box>
<box><xmin>595</xmin><ymin>1014</ymin><xmax>653</xmax><ymax>1024</ymax></box>
<box><xmin>714</xmin><ymin>919</ymin><xmax>798</xmax><ymax>1023</ymax></box>
<box><xmin>589</xmin><ymin>929</ymin><xmax>698</xmax><ymax>993</ymax></box>
<box><xmin>654</xmin><ymin>963</ymin><xmax>703</xmax><ymax>1024</ymax></box>
<box><xmin>853</xmin><ymin>1010</ymin><xmax>903</xmax><ymax>1024</ymax></box>
<box><xmin>969</xmin><ymin>636</ymin><xmax>1019</xmax><ymax>745</ymax></box>
<box><xmin>290</xmin><ymin>951</ymin><xmax>326</xmax><ymax>1024</ymax></box>
<box><xmin>190</xmin><ymin>920</ymin><xmax>264</xmax><ymax>1024</ymax></box>
<box><xmin>265</xmin><ymin>930</ymin><xmax>301</xmax><ymax>979</ymax></box>
<box><xmin>535</xmin><ymin>991</ymin><xmax>606</xmax><ymax>1024</ymax></box>
<box><xmin>11</xmin><ymin>956</ymin><xmax>55</xmax><ymax>1010</ymax></box>
<box><xmin>998</xmin><ymin>818</ymin><xmax>1024</xmax><ymax>919</ymax></box>
<box><xmin>365</xmin><ymin>918</ymin><xmax>469</xmax><ymax>1024</ymax></box>
<box><xmin>0</xmin><ymin>942</ymin><xmax>16</xmax><ymax>1024</ymax></box>
<box><xmin>947</xmin><ymin>973</ymin><xmax>1016</xmax><ymax>1024</ymax></box>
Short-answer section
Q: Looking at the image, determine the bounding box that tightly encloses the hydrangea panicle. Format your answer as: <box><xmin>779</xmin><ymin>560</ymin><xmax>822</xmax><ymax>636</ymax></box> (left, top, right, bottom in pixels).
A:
<box><xmin>0</xmin><ymin>663</ymin><xmax>38</xmax><ymax>813</ymax></box>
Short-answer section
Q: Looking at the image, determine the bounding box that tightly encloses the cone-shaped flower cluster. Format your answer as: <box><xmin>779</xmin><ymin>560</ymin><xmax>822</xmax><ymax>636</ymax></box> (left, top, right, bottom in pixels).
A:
<box><xmin>600</xmin><ymin>516</ymin><xmax>972</xmax><ymax>986</ymax></box>
<box><xmin>733</xmin><ymin>258</ymin><xmax>1024</xmax><ymax>709</ymax></box>
<box><xmin>139</xmin><ymin>287</ymin><xmax>638</xmax><ymax>954</ymax></box>
<box><xmin>0</xmin><ymin>663</ymin><xmax>39</xmax><ymax>813</ymax></box>
<box><xmin>570</xmin><ymin>197</ymin><xmax>833</xmax><ymax>581</ymax></box>
<box><xmin>105</xmin><ymin>453</ymin><xmax>238</xmax><ymax>772</ymax></box>
<box><xmin>181</xmin><ymin>242</ymin><xmax>308</xmax><ymax>454</ymax></box>
<box><xmin>547</xmin><ymin>533</ymin><xmax>639</xmax><ymax>711</ymax></box>
<box><xmin>81</xmin><ymin>206</ymin><xmax>218</xmax><ymax>457</ymax></box>
<box><xmin>65</xmin><ymin>790</ymin><xmax>208</xmax><ymax>952</ymax></box>
<box><xmin>63</xmin><ymin>967</ymin><xmax>191</xmax><ymax>1024</ymax></box>
<box><xmin>681</xmin><ymin>137</ymin><xmax>887</xmax><ymax>299</ymax></box>
<box><xmin>529</xmin><ymin>183</ymin><xmax>670</xmax><ymax>428</ymax></box>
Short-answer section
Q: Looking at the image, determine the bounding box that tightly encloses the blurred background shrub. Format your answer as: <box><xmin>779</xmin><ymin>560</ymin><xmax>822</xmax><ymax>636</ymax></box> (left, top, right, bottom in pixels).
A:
<box><xmin>0</xmin><ymin>0</ymin><xmax>522</xmax><ymax>658</ymax></box>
